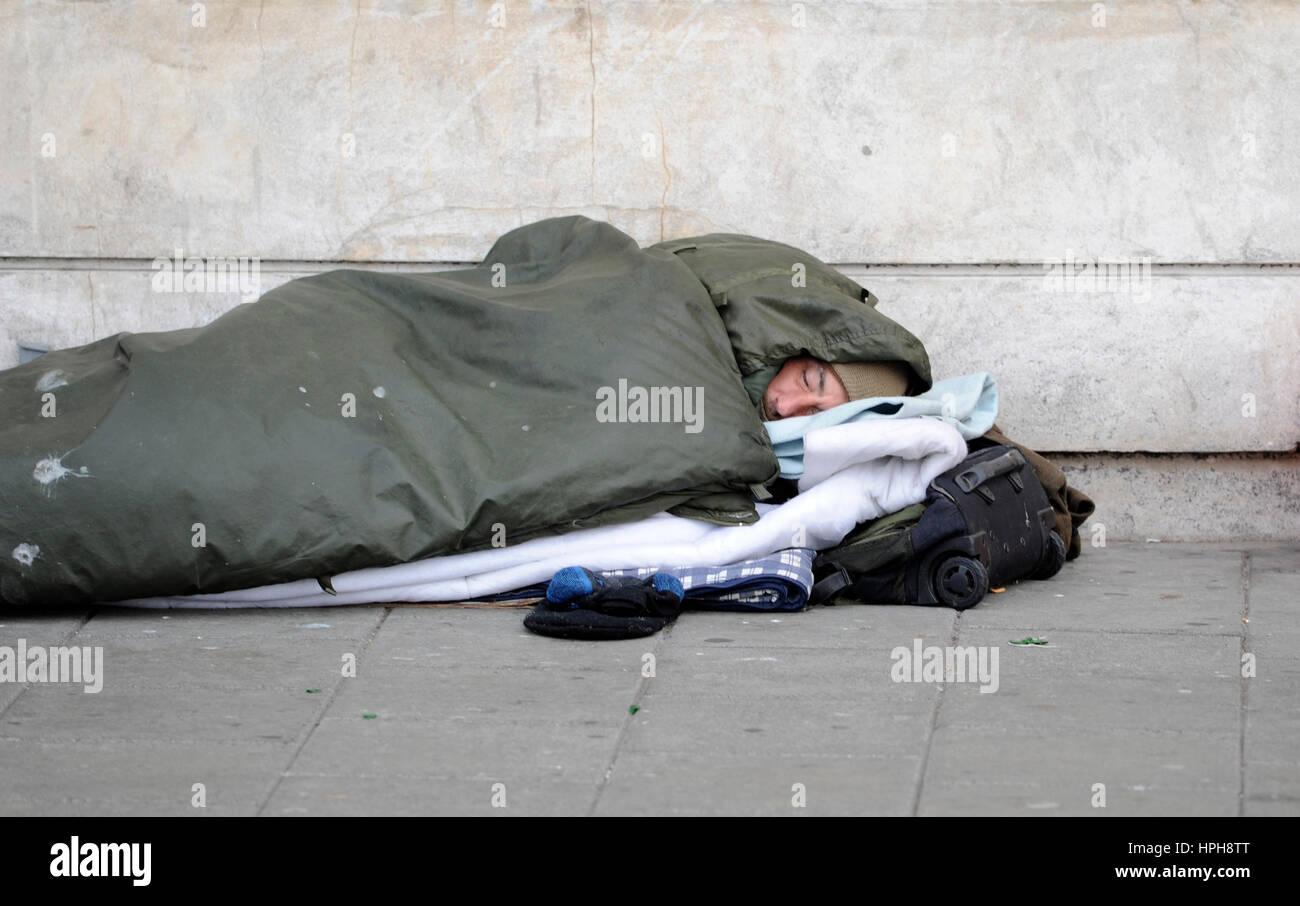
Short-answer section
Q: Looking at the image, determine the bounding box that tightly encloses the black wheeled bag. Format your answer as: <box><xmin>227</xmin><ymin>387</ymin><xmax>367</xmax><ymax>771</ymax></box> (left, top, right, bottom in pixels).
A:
<box><xmin>811</xmin><ymin>444</ymin><xmax>1067</xmax><ymax>610</ymax></box>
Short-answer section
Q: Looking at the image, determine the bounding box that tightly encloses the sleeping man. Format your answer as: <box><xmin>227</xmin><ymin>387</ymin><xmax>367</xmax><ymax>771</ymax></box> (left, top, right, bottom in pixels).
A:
<box><xmin>757</xmin><ymin>356</ymin><xmax>913</xmax><ymax>421</ymax></box>
<box><xmin>756</xmin><ymin>353</ymin><xmax>1094</xmax><ymax>563</ymax></box>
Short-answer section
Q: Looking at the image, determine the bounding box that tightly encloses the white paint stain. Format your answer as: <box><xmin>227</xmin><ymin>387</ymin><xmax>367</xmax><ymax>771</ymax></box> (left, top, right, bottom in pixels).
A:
<box><xmin>297</xmin><ymin>622</ymin><xmax>331</xmax><ymax>629</ymax></box>
<box><xmin>298</xmin><ymin>386</ymin><xmax>307</xmax><ymax>393</ymax></box>
<box><xmin>372</xmin><ymin>386</ymin><xmax>386</xmax><ymax>398</ymax></box>
<box><xmin>35</xmin><ymin>370</ymin><xmax>69</xmax><ymax>391</ymax></box>
<box><xmin>12</xmin><ymin>543</ymin><xmax>40</xmax><ymax>567</ymax></box>
<box><xmin>32</xmin><ymin>454</ymin><xmax>92</xmax><ymax>492</ymax></box>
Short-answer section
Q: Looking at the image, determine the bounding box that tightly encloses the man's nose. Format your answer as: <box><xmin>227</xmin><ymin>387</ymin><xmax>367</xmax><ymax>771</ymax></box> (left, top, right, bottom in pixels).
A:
<box><xmin>774</xmin><ymin>391</ymin><xmax>811</xmax><ymax>418</ymax></box>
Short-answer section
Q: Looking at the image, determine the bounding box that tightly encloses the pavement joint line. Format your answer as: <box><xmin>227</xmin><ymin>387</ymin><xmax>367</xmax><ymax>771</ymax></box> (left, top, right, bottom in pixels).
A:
<box><xmin>927</xmin><ymin>777</ymin><xmax>1238</xmax><ymax>789</ymax></box>
<box><xmin>0</xmin><ymin>735</ymin><xmax>294</xmax><ymax>747</ymax></box>
<box><xmin>933</xmin><ymin>724</ymin><xmax>1240</xmax><ymax>740</ymax></box>
<box><xmin>957</xmin><ymin>625</ymin><xmax>1245</xmax><ymax>638</ymax></box>
<box><xmin>909</xmin><ymin>609</ymin><xmax>960</xmax><ymax>816</ymax></box>
<box><xmin>585</xmin><ymin>621</ymin><xmax>670</xmax><ymax>817</ymax></box>
<box><xmin>254</xmin><ymin>605</ymin><xmax>392</xmax><ymax>817</ymax></box>
<box><xmin>1238</xmin><ymin>550</ymin><xmax>1252</xmax><ymax>818</ymax></box>
<box><xmin>920</xmin><ymin>779</ymin><xmax>1232</xmax><ymax>790</ymax></box>
<box><xmin>0</xmin><ymin>607</ymin><xmax>94</xmax><ymax>723</ymax></box>
<box><xmin>613</xmin><ymin>748</ymin><xmax>920</xmax><ymax>758</ymax></box>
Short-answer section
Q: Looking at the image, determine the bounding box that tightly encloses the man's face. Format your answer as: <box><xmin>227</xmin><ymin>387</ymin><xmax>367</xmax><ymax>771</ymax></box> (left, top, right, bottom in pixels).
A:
<box><xmin>762</xmin><ymin>355</ymin><xmax>849</xmax><ymax>419</ymax></box>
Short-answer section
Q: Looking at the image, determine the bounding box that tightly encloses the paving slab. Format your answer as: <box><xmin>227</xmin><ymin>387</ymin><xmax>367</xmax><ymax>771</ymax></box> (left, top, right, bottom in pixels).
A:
<box><xmin>592</xmin><ymin>752</ymin><xmax>923</xmax><ymax>817</ymax></box>
<box><xmin>0</xmin><ymin>737</ymin><xmax>288</xmax><ymax>817</ymax></box>
<box><xmin>263</xmin><ymin>772</ymin><xmax>599</xmax><ymax>817</ymax></box>
<box><xmin>918</xmin><ymin>727</ymin><xmax>1240</xmax><ymax>817</ymax></box>
<box><xmin>959</xmin><ymin>544</ymin><xmax>1248</xmax><ymax>636</ymax></box>
<box><xmin>0</xmin><ymin>542</ymin><xmax>1295</xmax><ymax>815</ymax></box>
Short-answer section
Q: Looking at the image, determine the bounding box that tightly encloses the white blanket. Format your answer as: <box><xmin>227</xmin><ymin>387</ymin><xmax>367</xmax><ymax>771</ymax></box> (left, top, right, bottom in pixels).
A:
<box><xmin>112</xmin><ymin>418</ymin><xmax>967</xmax><ymax>609</ymax></box>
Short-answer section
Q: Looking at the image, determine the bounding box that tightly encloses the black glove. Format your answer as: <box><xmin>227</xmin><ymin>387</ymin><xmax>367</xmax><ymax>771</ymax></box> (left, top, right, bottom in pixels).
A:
<box><xmin>523</xmin><ymin>567</ymin><xmax>686</xmax><ymax>640</ymax></box>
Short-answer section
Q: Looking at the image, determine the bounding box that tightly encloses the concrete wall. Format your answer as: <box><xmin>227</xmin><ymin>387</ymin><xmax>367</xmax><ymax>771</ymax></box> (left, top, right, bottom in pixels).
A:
<box><xmin>2</xmin><ymin>0</ymin><xmax>1297</xmax><ymax>539</ymax></box>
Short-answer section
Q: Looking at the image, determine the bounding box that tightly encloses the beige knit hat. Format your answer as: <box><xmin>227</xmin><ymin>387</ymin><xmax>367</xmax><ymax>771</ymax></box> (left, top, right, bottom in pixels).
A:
<box><xmin>828</xmin><ymin>360</ymin><xmax>911</xmax><ymax>402</ymax></box>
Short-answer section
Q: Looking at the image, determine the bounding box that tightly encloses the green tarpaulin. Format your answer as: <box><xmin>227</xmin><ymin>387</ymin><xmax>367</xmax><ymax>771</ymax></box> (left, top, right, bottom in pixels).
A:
<box><xmin>0</xmin><ymin>216</ymin><xmax>932</xmax><ymax>607</ymax></box>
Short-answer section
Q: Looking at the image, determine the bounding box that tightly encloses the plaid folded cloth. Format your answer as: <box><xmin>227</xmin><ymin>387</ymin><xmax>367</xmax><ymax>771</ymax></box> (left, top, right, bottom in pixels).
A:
<box><xmin>483</xmin><ymin>549</ymin><xmax>814</xmax><ymax>612</ymax></box>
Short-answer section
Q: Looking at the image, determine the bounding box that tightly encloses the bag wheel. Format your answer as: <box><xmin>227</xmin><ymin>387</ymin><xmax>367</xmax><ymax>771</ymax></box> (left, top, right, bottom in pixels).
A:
<box><xmin>931</xmin><ymin>555</ymin><xmax>988</xmax><ymax>610</ymax></box>
<box><xmin>1031</xmin><ymin>530</ymin><xmax>1068</xmax><ymax>580</ymax></box>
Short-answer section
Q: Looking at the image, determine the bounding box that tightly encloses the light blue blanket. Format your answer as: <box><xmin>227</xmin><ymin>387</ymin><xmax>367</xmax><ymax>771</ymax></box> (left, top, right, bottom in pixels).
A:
<box><xmin>764</xmin><ymin>372</ymin><xmax>998</xmax><ymax>478</ymax></box>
